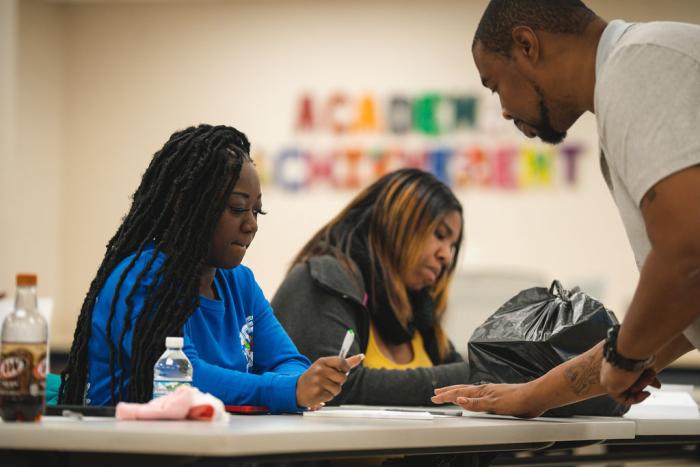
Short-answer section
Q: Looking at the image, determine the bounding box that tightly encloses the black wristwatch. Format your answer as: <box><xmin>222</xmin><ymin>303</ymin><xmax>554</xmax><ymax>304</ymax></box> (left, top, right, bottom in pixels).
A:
<box><xmin>603</xmin><ymin>325</ymin><xmax>655</xmax><ymax>371</ymax></box>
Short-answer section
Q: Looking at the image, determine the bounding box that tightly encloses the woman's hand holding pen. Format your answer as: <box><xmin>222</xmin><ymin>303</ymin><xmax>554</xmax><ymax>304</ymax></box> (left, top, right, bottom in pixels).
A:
<box><xmin>296</xmin><ymin>354</ymin><xmax>364</xmax><ymax>410</ymax></box>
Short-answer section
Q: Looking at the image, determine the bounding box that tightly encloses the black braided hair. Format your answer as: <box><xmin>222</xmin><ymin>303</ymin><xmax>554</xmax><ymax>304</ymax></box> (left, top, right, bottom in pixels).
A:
<box><xmin>474</xmin><ymin>0</ymin><xmax>597</xmax><ymax>57</ymax></box>
<box><xmin>59</xmin><ymin>124</ymin><xmax>252</xmax><ymax>404</ymax></box>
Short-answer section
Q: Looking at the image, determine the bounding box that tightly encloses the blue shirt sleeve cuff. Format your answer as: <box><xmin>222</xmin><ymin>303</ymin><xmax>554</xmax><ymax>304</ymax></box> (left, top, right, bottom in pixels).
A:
<box><xmin>262</xmin><ymin>373</ymin><xmax>303</xmax><ymax>413</ymax></box>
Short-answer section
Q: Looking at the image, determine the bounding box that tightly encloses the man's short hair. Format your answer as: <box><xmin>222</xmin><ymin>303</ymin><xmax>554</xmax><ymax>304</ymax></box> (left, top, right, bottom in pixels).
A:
<box><xmin>474</xmin><ymin>0</ymin><xmax>597</xmax><ymax>57</ymax></box>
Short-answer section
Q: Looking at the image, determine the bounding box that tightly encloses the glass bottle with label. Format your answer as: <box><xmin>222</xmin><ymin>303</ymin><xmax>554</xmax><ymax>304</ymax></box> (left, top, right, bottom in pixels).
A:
<box><xmin>0</xmin><ymin>274</ymin><xmax>48</xmax><ymax>422</ymax></box>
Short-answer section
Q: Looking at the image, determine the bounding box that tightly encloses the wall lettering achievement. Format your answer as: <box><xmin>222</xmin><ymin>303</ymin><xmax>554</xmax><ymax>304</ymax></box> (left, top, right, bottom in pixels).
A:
<box><xmin>254</xmin><ymin>92</ymin><xmax>585</xmax><ymax>191</ymax></box>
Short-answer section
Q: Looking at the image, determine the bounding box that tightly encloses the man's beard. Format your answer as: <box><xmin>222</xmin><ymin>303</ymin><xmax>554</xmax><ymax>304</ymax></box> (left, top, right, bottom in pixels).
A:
<box><xmin>533</xmin><ymin>85</ymin><xmax>567</xmax><ymax>145</ymax></box>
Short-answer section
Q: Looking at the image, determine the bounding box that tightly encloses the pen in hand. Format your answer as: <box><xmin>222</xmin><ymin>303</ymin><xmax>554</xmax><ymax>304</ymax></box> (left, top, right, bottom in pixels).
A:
<box><xmin>297</xmin><ymin>330</ymin><xmax>361</xmax><ymax>411</ymax></box>
<box><xmin>338</xmin><ymin>329</ymin><xmax>355</xmax><ymax>359</ymax></box>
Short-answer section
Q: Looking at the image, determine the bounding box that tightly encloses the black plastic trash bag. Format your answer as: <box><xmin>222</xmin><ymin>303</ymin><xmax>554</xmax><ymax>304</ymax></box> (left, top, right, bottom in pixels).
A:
<box><xmin>467</xmin><ymin>280</ymin><xmax>629</xmax><ymax>417</ymax></box>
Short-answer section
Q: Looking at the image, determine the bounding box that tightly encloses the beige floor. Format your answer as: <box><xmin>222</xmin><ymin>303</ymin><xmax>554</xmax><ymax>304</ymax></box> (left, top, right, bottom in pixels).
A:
<box><xmin>509</xmin><ymin>459</ymin><xmax>700</xmax><ymax>466</ymax></box>
<box><xmin>599</xmin><ymin>462</ymin><xmax>700</xmax><ymax>466</ymax></box>
<box><xmin>501</xmin><ymin>440</ymin><xmax>700</xmax><ymax>467</ymax></box>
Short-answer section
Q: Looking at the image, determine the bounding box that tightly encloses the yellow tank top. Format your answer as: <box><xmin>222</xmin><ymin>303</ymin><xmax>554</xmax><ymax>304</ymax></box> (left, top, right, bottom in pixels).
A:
<box><xmin>363</xmin><ymin>324</ymin><xmax>433</xmax><ymax>370</ymax></box>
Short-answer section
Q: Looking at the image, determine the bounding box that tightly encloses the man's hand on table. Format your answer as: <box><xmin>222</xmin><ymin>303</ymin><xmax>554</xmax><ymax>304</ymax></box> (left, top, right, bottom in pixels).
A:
<box><xmin>600</xmin><ymin>363</ymin><xmax>661</xmax><ymax>405</ymax></box>
<box><xmin>431</xmin><ymin>382</ymin><xmax>545</xmax><ymax>419</ymax></box>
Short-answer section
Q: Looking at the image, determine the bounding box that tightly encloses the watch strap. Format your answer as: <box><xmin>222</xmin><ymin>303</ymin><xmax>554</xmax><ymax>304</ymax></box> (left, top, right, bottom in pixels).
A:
<box><xmin>603</xmin><ymin>325</ymin><xmax>655</xmax><ymax>372</ymax></box>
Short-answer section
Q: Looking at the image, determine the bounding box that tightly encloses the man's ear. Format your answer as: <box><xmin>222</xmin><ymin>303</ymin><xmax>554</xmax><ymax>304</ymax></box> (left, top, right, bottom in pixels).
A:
<box><xmin>511</xmin><ymin>26</ymin><xmax>540</xmax><ymax>64</ymax></box>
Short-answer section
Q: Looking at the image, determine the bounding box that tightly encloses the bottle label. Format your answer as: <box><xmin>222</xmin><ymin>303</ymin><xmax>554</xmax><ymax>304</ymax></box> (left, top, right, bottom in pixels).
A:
<box><xmin>152</xmin><ymin>379</ymin><xmax>192</xmax><ymax>399</ymax></box>
<box><xmin>0</xmin><ymin>342</ymin><xmax>47</xmax><ymax>397</ymax></box>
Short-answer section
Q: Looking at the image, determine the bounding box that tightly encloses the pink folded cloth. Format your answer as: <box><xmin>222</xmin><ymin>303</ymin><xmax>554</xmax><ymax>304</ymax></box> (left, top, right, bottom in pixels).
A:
<box><xmin>116</xmin><ymin>385</ymin><xmax>229</xmax><ymax>423</ymax></box>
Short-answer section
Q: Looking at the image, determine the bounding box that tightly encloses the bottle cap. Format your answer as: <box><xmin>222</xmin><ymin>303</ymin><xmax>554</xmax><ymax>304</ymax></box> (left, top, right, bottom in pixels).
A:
<box><xmin>16</xmin><ymin>273</ymin><xmax>37</xmax><ymax>287</ymax></box>
<box><xmin>165</xmin><ymin>337</ymin><xmax>184</xmax><ymax>348</ymax></box>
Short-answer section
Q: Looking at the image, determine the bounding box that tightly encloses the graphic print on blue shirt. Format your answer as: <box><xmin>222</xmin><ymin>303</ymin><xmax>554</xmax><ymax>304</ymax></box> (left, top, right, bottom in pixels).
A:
<box><xmin>240</xmin><ymin>315</ymin><xmax>254</xmax><ymax>371</ymax></box>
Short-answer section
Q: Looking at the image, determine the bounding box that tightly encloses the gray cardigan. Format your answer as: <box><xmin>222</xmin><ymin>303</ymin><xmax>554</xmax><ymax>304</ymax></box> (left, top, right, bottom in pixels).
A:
<box><xmin>271</xmin><ymin>255</ymin><xmax>470</xmax><ymax>406</ymax></box>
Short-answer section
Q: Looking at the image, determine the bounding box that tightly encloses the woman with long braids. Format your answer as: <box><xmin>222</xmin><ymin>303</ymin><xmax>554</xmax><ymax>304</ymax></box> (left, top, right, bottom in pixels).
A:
<box><xmin>59</xmin><ymin>124</ymin><xmax>362</xmax><ymax>410</ymax></box>
<box><xmin>273</xmin><ymin>169</ymin><xmax>469</xmax><ymax>406</ymax></box>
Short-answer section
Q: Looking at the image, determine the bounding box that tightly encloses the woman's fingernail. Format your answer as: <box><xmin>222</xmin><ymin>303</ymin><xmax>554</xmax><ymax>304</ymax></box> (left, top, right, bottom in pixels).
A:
<box><xmin>346</xmin><ymin>372</ymin><xmax>350</xmax><ymax>376</ymax></box>
<box><xmin>320</xmin><ymin>402</ymin><xmax>325</xmax><ymax>407</ymax></box>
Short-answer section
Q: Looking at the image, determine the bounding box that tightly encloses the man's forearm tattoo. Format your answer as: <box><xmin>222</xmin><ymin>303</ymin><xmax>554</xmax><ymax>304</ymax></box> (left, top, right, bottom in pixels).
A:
<box><xmin>564</xmin><ymin>352</ymin><xmax>601</xmax><ymax>396</ymax></box>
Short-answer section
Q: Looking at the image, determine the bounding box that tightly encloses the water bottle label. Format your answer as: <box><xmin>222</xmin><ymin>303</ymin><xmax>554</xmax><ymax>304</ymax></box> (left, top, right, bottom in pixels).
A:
<box><xmin>152</xmin><ymin>379</ymin><xmax>192</xmax><ymax>399</ymax></box>
<box><xmin>0</xmin><ymin>342</ymin><xmax>47</xmax><ymax>397</ymax></box>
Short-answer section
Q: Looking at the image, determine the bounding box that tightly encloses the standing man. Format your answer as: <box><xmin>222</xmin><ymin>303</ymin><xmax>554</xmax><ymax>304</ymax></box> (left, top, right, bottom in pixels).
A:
<box><xmin>432</xmin><ymin>0</ymin><xmax>700</xmax><ymax>417</ymax></box>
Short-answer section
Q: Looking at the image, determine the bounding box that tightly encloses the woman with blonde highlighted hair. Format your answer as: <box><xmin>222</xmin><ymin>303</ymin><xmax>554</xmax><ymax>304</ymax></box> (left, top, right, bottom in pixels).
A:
<box><xmin>273</xmin><ymin>168</ymin><xmax>468</xmax><ymax>405</ymax></box>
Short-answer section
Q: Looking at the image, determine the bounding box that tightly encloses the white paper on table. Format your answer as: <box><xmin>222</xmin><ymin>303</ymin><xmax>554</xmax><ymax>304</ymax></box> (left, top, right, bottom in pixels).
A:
<box><xmin>339</xmin><ymin>404</ymin><xmax>463</xmax><ymax>416</ymax></box>
<box><xmin>303</xmin><ymin>409</ymin><xmax>434</xmax><ymax>420</ymax></box>
<box><xmin>625</xmin><ymin>386</ymin><xmax>699</xmax><ymax>419</ymax></box>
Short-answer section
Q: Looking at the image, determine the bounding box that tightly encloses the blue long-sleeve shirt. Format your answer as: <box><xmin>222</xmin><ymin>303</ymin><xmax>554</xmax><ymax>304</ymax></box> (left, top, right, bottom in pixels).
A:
<box><xmin>86</xmin><ymin>245</ymin><xmax>310</xmax><ymax>412</ymax></box>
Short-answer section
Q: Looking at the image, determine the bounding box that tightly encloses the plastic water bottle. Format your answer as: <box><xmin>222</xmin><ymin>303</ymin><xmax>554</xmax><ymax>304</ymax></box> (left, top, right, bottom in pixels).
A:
<box><xmin>152</xmin><ymin>337</ymin><xmax>192</xmax><ymax>399</ymax></box>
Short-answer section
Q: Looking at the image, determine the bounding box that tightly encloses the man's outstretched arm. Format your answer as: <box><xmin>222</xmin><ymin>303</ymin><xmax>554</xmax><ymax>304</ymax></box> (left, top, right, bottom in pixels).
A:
<box><xmin>431</xmin><ymin>334</ymin><xmax>693</xmax><ymax>418</ymax></box>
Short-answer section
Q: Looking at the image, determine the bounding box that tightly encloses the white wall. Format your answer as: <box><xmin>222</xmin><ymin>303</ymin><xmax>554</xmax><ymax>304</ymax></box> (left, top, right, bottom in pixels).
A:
<box><xmin>4</xmin><ymin>1</ymin><xmax>700</xmax><ymax>362</ymax></box>
<box><xmin>0</xmin><ymin>0</ymin><xmax>18</xmax><ymax>303</ymax></box>
<box><xmin>1</xmin><ymin>0</ymin><xmax>65</xmax><ymax>338</ymax></box>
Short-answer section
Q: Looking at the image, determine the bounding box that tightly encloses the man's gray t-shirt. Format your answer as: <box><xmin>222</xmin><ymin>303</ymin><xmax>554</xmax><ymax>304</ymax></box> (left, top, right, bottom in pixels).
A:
<box><xmin>595</xmin><ymin>20</ymin><xmax>700</xmax><ymax>347</ymax></box>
